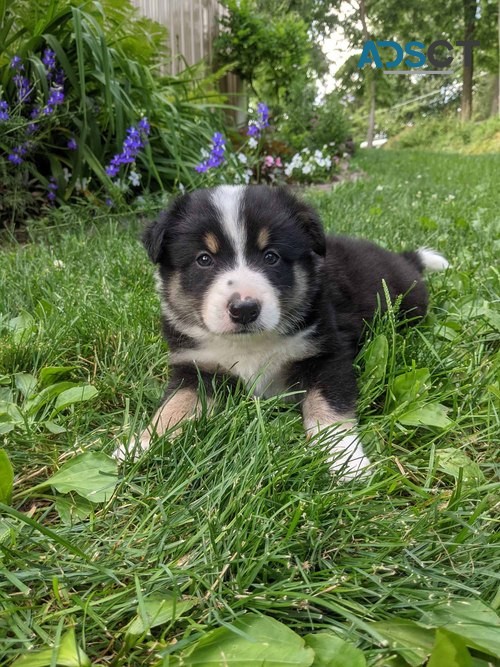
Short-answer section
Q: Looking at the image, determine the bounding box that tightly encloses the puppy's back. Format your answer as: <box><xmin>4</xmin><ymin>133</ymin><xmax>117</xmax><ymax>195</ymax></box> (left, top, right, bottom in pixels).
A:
<box><xmin>323</xmin><ymin>236</ymin><xmax>429</xmax><ymax>344</ymax></box>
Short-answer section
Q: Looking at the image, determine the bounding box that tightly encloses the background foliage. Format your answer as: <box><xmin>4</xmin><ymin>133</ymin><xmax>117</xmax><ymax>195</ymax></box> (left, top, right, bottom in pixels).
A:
<box><xmin>0</xmin><ymin>0</ymin><xmax>221</xmax><ymax>224</ymax></box>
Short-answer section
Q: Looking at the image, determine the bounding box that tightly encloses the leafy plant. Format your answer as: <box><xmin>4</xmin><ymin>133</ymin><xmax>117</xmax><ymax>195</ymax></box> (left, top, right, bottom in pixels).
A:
<box><xmin>0</xmin><ymin>363</ymin><xmax>98</xmax><ymax>435</ymax></box>
<box><xmin>0</xmin><ymin>0</ymin><xmax>220</xmax><ymax>224</ymax></box>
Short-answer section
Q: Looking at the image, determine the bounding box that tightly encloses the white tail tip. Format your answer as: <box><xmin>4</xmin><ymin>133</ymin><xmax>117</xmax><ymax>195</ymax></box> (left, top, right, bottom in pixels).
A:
<box><xmin>417</xmin><ymin>248</ymin><xmax>450</xmax><ymax>272</ymax></box>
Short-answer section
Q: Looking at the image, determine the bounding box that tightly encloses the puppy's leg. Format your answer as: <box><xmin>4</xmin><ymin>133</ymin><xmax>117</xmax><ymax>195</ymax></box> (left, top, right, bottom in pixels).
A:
<box><xmin>113</xmin><ymin>365</ymin><xmax>212</xmax><ymax>462</ymax></box>
<box><xmin>293</xmin><ymin>354</ymin><xmax>371</xmax><ymax>480</ymax></box>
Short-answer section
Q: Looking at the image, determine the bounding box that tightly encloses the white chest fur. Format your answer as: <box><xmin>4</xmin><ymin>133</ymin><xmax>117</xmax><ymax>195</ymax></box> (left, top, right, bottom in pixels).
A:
<box><xmin>170</xmin><ymin>329</ymin><xmax>317</xmax><ymax>397</ymax></box>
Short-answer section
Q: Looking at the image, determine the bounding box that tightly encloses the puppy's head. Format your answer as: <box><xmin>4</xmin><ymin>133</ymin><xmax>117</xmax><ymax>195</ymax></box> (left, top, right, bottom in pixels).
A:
<box><xmin>144</xmin><ymin>185</ymin><xmax>325</xmax><ymax>337</ymax></box>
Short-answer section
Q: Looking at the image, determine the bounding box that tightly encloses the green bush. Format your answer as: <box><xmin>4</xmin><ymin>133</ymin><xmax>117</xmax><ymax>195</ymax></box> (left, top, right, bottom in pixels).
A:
<box><xmin>278</xmin><ymin>84</ymin><xmax>351</xmax><ymax>153</ymax></box>
<box><xmin>0</xmin><ymin>0</ymin><xmax>219</xmax><ymax>224</ymax></box>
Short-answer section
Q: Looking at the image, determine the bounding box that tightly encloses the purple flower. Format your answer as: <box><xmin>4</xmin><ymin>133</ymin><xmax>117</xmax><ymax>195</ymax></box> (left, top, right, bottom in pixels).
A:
<box><xmin>0</xmin><ymin>100</ymin><xmax>9</xmax><ymax>121</ymax></box>
<box><xmin>10</xmin><ymin>55</ymin><xmax>23</xmax><ymax>70</ymax></box>
<box><xmin>195</xmin><ymin>132</ymin><xmax>226</xmax><ymax>173</ymax></box>
<box><xmin>26</xmin><ymin>122</ymin><xmax>38</xmax><ymax>135</ymax></box>
<box><xmin>30</xmin><ymin>106</ymin><xmax>40</xmax><ymax>119</ymax></box>
<box><xmin>105</xmin><ymin>119</ymin><xmax>150</xmax><ymax>177</ymax></box>
<box><xmin>246</xmin><ymin>102</ymin><xmax>270</xmax><ymax>139</ymax></box>
<box><xmin>8</xmin><ymin>142</ymin><xmax>30</xmax><ymax>165</ymax></box>
<box><xmin>67</xmin><ymin>137</ymin><xmax>77</xmax><ymax>150</ymax></box>
<box><xmin>105</xmin><ymin>197</ymin><xmax>114</xmax><ymax>207</ymax></box>
<box><xmin>54</xmin><ymin>68</ymin><xmax>65</xmax><ymax>86</ymax></box>
<box><xmin>47</xmin><ymin>177</ymin><xmax>58</xmax><ymax>202</ymax></box>
<box><xmin>138</xmin><ymin>117</ymin><xmax>150</xmax><ymax>135</ymax></box>
<box><xmin>257</xmin><ymin>102</ymin><xmax>270</xmax><ymax>128</ymax></box>
<box><xmin>42</xmin><ymin>48</ymin><xmax>56</xmax><ymax>73</ymax></box>
<box><xmin>247</xmin><ymin>123</ymin><xmax>260</xmax><ymax>138</ymax></box>
<box><xmin>8</xmin><ymin>152</ymin><xmax>23</xmax><ymax>165</ymax></box>
<box><xmin>42</xmin><ymin>87</ymin><xmax>64</xmax><ymax>115</ymax></box>
<box><xmin>13</xmin><ymin>74</ymin><xmax>31</xmax><ymax>104</ymax></box>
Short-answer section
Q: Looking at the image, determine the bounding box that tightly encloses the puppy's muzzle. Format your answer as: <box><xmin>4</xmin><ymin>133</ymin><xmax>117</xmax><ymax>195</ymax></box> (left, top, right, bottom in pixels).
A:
<box><xmin>228</xmin><ymin>297</ymin><xmax>261</xmax><ymax>325</ymax></box>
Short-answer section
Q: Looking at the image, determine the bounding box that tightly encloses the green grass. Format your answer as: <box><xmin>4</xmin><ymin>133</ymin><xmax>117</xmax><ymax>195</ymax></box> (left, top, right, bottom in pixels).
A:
<box><xmin>0</xmin><ymin>150</ymin><xmax>499</xmax><ymax>666</ymax></box>
<box><xmin>386</xmin><ymin>116</ymin><xmax>500</xmax><ymax>154</ymax></box>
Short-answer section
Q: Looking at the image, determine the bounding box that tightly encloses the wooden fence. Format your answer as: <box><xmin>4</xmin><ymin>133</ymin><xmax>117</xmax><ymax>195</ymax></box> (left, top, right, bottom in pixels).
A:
<box><xmin>133</xmin><ymin>0</ymin><xmax>246</xmax><ymax>125</ymax></box>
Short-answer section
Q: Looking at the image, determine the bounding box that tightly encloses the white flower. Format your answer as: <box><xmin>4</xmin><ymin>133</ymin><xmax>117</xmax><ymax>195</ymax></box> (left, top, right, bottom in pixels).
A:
<box><xmin>129</xmin><ymin>171</ymin><xmax>141</xmax><ymax>187</ymax></box>
<box><xmin>53</xmin><ymin>259</ymin><xmax>65</xmax><ymax>269</ymax></box>
<box><xmin>74</xmin><ymin>178</ymin><xmax>88</xmax><ymax>192</ymax></box>
<box><xmin>376</xmin><ymin>185</ymin><xmax>384</xmax><ymax>192</ymax></box>
<box><xmin>178</xmin><ymin>183</ymin><xmax>186</xmax><ymax>193</ymax></box>
<box><xmin>284</xmin><ymin>165</ymin><xmax>293</xmax><ymax>177</ymax></box>
<box><xmin>302</xmin><ymin>163</ymin><xmax>312</xmax><ymax>175</ymax></box>
<box><xmin>248</xmin><ymin>137</ymin><xmax>258</xmax><ymax>149</ymax></box>
<box><xmin>431</xmin><ymin>193</ymin><xmax>437</xmax><ymax>199</ymax></box>
<box><xmin>237</xmin><ymin>152</ymin><xmax>248</xmax><ymax>164</ymax></box>
<box><xmin>63</xmin><ymin>168</ymin><xmax>72</xmax><ymax>183</ymax></box>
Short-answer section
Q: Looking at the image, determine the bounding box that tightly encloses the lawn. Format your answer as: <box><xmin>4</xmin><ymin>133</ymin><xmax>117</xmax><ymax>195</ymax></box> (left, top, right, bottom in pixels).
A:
<box><xmin>0</xmin><ymin>150</ymin><xmax>499</xmax><ymax>666</ymax></box>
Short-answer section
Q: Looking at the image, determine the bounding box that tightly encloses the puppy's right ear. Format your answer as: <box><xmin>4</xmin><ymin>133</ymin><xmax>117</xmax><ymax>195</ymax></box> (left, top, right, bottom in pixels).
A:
<box><xmin>142</xmin><ymin>193</ymin><xmax>189</xmax><ymax>264</ymax></box>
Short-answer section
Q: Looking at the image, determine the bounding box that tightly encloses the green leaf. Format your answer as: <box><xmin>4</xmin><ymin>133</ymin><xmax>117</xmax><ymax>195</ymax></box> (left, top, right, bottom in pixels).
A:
<box><xmin>435</xmin><ymin>448</ymin><xmax>485</xmax><ymax>486</ymax></box>
<box><xmin>126</xmin><ymin>594</ymin><xmax>195</xmax><ymax>640</ymax></box>
<box><xmin>52</xmin><ymin>385</ymin><xmax>98</xmax><ymax>414</ymax></box>
<box><xmin>304</xmin><ymin>633</ymin><xmax>366</xmax><ymax>667</ymax></box>
<box><xmin>428</xmin><ymin>629</ymin><xmax>473</xmax><ymax>667</ymax></box>
<box><xmin>15</xmin><ymin>373</ymin><xmax>37</xmax><ymax>398</ymax></box>
<box><xmin>7</xmin><ymin>311</ymin><xmax>36</xmax><ymax>344</ymax></box>
<box><xmin>25</xmin><ymin>382</ymin><xmax>77</xmax><ymax>416</ymax></box>
<box><xmin>421</xmin><ymin>600</ymin><xmax>500</xmax><ymax>658</ymax></box>
<box><xmin>371</xmin><ymin>619</ymin><xmax>435</xmax><ymax>667</ymax></box>
<box><xmin>398</xmin><ymin>402</ymin><xmax>452</xmax><ymax>429</ymax></box>
<box><xmin>39</xmin><ymin>367</ymin><xmax>76</xmax><ymax>388</ymax></box>
<box><xmin>173</xmin><ymin>614</ymin><xmax>315</xmax><ymax>666</ymax></box>
<box><xmin>44</xmin><ymin>421</ymin><xmax>67</xmax><ymax>435</ymax></box>
<box><xmin>391</xmin><ymin>368</ymin><xmax>430</xmax><ymax>404</ymax></box>
<box><xmin>11</xmin><ymin>629</ymin><xmax>91</xmax><ymax>667</ymax></box>
<box><xmin>44</xmin><ymin>452</ymin><xmax>118</xmax><ymax>503</ymax></box>
<box><xmin>362</xmin><ymin>334</ymin><xmax>388</xmax><ymax>385</ymax></box>
<box><xmin>55</xmin><ymin>494</ymin><xmax>94</xmax><ymax>525</ymax></box>
<box><xmin>0</xmin><ymin>450</ymin><xmax>14</xmax><ymax>505</ymax></box>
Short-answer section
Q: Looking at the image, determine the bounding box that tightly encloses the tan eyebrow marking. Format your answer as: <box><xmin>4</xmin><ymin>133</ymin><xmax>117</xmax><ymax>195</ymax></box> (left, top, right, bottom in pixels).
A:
<box><xmin>257</xmin><ymin>227</ymin><xmax>270</xmax><ymax>250</ymax></box>
<box><xmin>204</xmin><ymin>232</ymin><xmax>220</xmax><ymax>254</ymax></box>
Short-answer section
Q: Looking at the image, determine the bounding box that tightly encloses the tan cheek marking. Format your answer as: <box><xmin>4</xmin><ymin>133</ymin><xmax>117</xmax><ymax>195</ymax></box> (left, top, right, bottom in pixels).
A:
<box><xmin>302</xmin><ymin>388</ymin><xmax>355</xmax><ymax>438</ymax></box>
<box><xmin>147</xmin><ymin>388</ymin><xmax>211</xmax><ymax>438</ymax></box>
<box><xmin>204</xmin><ymin>232</ymin><xmax>220</xmax><ymax>254</ymax></box>
<box><xmin>257</xmin><ymin>227</ymin><xmax>270</xmax><ymax>250</ymax></box>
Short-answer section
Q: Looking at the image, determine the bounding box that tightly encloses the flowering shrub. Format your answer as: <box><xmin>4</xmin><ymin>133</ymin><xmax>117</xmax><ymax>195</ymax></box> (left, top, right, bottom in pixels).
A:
<box><xmin>190</xmin><ymin>104</ymin><xmax>340</xmax><ymax>189</ymax></box>
<box><xmin>284</xmin><ymin>146</ymin><xmax>340</xmax><ymax>183</ymax></box>
<box><xmin>0</xmin><ymin>0</ymin><xmax>220</xmax><ymax>225</ymax></box>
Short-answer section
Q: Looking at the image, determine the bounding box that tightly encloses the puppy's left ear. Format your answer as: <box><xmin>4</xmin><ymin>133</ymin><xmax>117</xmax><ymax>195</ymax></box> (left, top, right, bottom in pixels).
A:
<box><xmin>296</xmin><ymin>201</ymin><xmax>326</xmax><ymax>256</ymax></box>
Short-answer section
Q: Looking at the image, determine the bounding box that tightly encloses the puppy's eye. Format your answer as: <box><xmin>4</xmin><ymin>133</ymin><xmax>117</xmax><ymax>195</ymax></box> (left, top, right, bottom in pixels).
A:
<box><xmin>263</xmin><ymin>250</ymin><xmax>280</xmax><ymax>265</ymax></box>
<box><xmin>196</xmin><ymin>253</ymin><xmax>214</xmax><ymax>267</ymax></box>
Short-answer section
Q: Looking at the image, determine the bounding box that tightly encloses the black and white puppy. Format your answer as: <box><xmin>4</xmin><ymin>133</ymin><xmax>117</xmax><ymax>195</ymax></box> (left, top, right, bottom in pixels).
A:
<box><xmin>115</xmin><ymin>185</ymin><xmax>448</xmax><ymax>479</ymax></box>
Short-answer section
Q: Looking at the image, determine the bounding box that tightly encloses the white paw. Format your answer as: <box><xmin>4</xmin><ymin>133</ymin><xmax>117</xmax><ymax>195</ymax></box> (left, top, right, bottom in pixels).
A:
<box><xmin>326</xmin><ymin>432</ymin><xmax>371</xmax><ymax>481</ymax></box>
<box><xmin>112</xmin><ymin>429</ymin><xmax>151</xmax><ymax>463</ymax></box>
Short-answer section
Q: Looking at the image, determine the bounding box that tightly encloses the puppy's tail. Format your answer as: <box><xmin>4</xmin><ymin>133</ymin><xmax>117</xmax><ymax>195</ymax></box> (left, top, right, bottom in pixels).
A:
<box><xmin>402</xmin><ymin>248</ymin><xmax>450</xmax><ymax>273</ymax></box>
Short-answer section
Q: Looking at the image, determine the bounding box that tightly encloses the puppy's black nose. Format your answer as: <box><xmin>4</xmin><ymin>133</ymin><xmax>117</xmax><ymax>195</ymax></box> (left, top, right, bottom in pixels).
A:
<box><xmin>228</xmin><ymin>298</ymin><xmax>261</xmax><ymax>324</ymax></box>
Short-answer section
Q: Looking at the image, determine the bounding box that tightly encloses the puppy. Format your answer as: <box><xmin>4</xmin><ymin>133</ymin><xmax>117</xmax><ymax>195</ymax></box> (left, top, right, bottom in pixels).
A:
<box><xmin>115</xmin><ymin>185</ymin><xmax>448</xmax><ymax>479</ymax></box>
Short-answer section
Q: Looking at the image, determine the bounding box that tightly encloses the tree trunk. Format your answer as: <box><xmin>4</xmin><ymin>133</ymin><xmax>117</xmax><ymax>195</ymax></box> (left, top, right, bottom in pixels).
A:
<box><xmin>461</xmin><ymin>0</ymin><xmax>476</xmax><ymax>121</ymax></box>
<box><xmin>359</xmin><ymin>0</ymin><xmax>375</xmax><ymax>146</ymax></box>
<box><xmin>489</xmin><ymin>74</ymin><xmax>499</xmax><ymax>117</ymax></box>
<box><xmin>367</xmin><ymin>73</ymin><xmax>376</xmax><ymax>147</ymax></box>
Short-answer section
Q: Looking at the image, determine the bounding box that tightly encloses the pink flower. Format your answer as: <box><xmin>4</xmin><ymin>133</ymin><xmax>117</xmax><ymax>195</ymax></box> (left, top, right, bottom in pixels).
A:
<box><xmin>264</xmin><ymin>155</ymin><xmax>274</xmax><ymax>168</ymax></box>
<box><xmin>274</xmin><ymin>157</ymin><xmax>282</xmax><ymax>168</ymax></box>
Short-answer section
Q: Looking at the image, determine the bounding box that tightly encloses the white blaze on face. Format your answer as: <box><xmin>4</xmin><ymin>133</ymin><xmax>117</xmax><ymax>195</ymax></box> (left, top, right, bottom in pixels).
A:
<box><xmin>203</xmin><ymin>185</ymin><xmax>281</xmax><ymax>334</ymax></box>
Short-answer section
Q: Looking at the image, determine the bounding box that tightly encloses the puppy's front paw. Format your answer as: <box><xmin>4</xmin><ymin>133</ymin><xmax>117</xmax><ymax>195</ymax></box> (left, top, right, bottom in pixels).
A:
<box><xmin>112</xmin><ymin>429</ymin><xmax>151</xmax><ymax>463</ymax></box>
<box><xmin>326</xmin><ymin>432</ymin><xmax>371</xmax><ymax>481</ymax></box>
